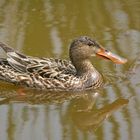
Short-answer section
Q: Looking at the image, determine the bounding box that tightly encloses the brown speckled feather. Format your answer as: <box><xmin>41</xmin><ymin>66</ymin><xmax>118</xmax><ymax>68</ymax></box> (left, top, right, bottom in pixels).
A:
<box><xmin>0</xmin><ymin>37</ymin><xmax>105</xmax><ymax>91</ymax></box>
<box><xmin>0</xmin><ymin>44</ymin><xmax>101</xmax><ymax>91</ymax></box>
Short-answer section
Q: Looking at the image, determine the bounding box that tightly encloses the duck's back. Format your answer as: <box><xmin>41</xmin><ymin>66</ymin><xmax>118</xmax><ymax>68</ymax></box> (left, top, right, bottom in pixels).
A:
<box><xmin>0</xmin><ymin>54</ymin><xmax>83</xmax><ymax>91</ymax></box>
<box><xmin>0</xmin><ymin>42</ymin><xmax>103</xmax><ymax>91</ymax></box>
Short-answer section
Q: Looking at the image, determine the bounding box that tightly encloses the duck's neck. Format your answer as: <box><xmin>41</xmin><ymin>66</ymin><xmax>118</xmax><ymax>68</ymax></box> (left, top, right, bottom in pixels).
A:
<box><xmin>73</xmin><ymin>59</ymin><xmax>99</xmax><ymax>76</ymax></box>
<box><xmin>72</xmin><ymin>59</ymin><xmax>103</xmax><ymax>89</ymax></box>
<box><xmin>74</xmin><ymin>60</ymin><xmax>102</xmax><ymax>88</ymax></box>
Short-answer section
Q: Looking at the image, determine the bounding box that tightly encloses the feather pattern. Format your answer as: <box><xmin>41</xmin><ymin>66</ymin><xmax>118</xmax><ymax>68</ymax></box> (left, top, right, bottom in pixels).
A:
<box><xmin>0</xmin><ymin>37</ymin><xmax>104</xmax><ymax>91</ymax></box>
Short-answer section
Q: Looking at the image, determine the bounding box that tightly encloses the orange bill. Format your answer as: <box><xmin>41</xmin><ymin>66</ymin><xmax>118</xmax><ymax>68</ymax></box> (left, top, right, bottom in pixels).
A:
<box><xmin>96</xmin><ymin>47</ymin><xmax>127</xmax><ymax>64</ymax></box>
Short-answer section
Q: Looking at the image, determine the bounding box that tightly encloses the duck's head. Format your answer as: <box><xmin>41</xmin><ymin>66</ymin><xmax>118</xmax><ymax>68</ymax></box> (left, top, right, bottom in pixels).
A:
<box><xmin>69</xmin><ymin>36</ymin><xmax>127</xmax><ymax>66</ymax></box>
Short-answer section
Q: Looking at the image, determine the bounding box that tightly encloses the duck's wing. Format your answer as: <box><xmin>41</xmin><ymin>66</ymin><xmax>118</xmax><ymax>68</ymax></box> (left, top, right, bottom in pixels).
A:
<box><xmin>0</xmin><ymin>42</ymin><xmax>32</xmax><ymax>72</ymax></box>
<box><xmin>26</xmin><ymin>57</ymin><xmax>76</xmax><ymax>79</ymax></box>
<box><xmin>0</xmin><ymin>42</ymin><xmax>76</xmax><ymax>78</ymax></box>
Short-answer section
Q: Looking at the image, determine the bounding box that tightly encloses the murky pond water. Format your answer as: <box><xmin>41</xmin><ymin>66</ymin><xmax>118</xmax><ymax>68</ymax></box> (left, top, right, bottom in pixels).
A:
<box><xmin>0</xmin><ymin>0</ymin><xmax>140</xmax><ymax>140</ymax></box>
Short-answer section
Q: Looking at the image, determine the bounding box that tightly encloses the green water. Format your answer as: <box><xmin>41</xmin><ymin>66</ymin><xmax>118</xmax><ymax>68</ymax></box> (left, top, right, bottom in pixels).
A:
<box><xmin>0</xmin><ymin>0</ymin><xmax>140</xmax><ymax>140</ymax></box>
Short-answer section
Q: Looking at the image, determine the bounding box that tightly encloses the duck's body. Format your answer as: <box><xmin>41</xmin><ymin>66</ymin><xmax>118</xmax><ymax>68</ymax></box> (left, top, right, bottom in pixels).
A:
<box><xmin>0</xmin><ymin>56</ymin><xmax>102</xmax><ymax>91</ymax></box>
<box><xmin>0</xmin><ymin>36</ymin><xmax>127</xmax><ymax>91</ymax></box>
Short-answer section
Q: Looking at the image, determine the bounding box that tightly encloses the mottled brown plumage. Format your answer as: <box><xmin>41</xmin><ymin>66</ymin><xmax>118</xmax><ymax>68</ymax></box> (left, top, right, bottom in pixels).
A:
<box><xmin>0</xmin><ymin>36</ymin><xmax>127</xmax><ymax>91</ymax></box>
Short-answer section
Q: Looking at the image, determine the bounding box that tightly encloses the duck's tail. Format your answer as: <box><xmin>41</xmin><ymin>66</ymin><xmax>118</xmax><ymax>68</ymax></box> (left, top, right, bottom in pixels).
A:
<box><xmin>0</xmin><ymin>43</ymin><xmax>32</xmax><ymax>85</ymax></box>
<box><xmin>0</xmin><ymin>42</ymin><xmax>30</xmax><ymax>72</ymax></box>
<box><xmin>0</xmin><ymin>42</ymin><xmax>12</xmax><ymax>65</ymax></box>
<box><xmin>0</xmin><ymin>42</ymin><xmax>14</xmax><ymax>52</ymax></box>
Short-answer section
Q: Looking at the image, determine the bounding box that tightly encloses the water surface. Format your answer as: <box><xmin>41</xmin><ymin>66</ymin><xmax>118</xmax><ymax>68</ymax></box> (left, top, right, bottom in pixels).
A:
<box><xmin>0</xmin><ymin>0</ymin><xmax>140</xmax><ymax>140</ymax></box>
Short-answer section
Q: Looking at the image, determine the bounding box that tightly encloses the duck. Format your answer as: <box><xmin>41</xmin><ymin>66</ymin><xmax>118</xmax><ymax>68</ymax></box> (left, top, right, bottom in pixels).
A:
<box><xmin>0</xmin><ymin>36</ymin><xmax>127</xmax><ymax>91</ymax></box>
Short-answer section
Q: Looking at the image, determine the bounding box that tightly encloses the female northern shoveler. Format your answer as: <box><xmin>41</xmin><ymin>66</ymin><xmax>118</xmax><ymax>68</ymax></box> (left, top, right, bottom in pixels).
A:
<box><xmin>0</xmin><ymin>36</ymin><xmax>127</xmax><ymax>91</ymax></box>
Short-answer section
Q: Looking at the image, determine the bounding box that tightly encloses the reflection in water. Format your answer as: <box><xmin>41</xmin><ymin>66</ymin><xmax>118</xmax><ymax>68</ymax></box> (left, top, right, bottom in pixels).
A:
<box><xmin>0</xmin><ymin>0</ymin><xmax>140</xmax><ymax>140</ymax></box>
<box><xmin>0</xmin><ymin>88</ymin><xmax>129</xmax><ymax>133</ymax></box>
<box><xmin>69</xmin><ymin>95</ymin><xmax>129</xmax><ymax>132</ymax></box>
<box><xmin>0</xmin><ymin>88</ymin><xmax>84</xmax><ymax>105</ymax></box>
<box><xmin>50</xmin><ymin>27</ymin><xmax>62</xmax><ymax>57</ymax></box>
<box><xmin>0</xmin><ymin>1</ymin><xmax>28</xmax><ymax>51</ymax></box>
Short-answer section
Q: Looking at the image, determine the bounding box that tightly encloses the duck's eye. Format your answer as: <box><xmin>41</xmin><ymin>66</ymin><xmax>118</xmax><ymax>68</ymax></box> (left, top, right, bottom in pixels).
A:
<box><xmin>105</xmin><ymin>49</ymin><xmax>109</xmax><ymax>52</ymax></box>
<box><xmin>88</xmin><ymin>43</ymin><xmax>93</xmax><ymax>46</ymax></box>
